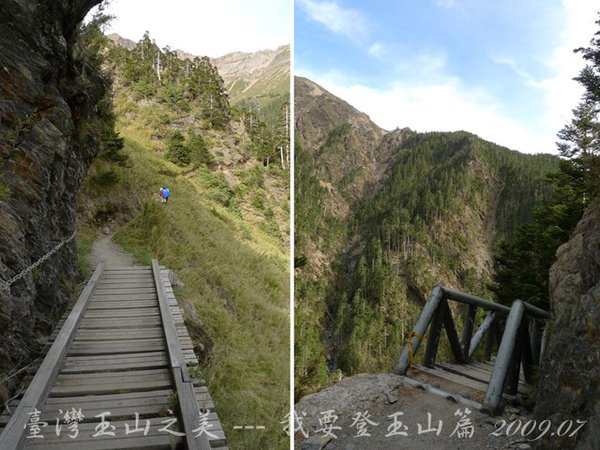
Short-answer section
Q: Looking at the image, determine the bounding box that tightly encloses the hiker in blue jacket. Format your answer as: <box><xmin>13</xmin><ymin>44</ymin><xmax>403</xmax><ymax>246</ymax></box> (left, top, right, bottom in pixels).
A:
<box><xmin>160</xmin><ymin>187</ymin><xmax>171</xmax><ymax>204</ymax></box>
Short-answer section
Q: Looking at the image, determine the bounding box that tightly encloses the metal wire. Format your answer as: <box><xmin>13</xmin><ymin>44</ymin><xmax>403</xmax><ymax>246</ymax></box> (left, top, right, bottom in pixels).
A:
<box><xmin>0</xmin><ymin>230</ymin><xmax>77</xmax><ymax>292</ymax></box>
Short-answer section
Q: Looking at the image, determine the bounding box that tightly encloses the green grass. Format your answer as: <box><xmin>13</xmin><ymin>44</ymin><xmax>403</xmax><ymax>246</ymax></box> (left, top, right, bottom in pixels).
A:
<box><xmin>76</xmin><ymin>227</ymin><xmax>94</xmax><ymax>279</ymax></box>
<box><xmin>86</xmin><ymin>102</ymin><xmax>290</xmax><ymax>449</ymax></box>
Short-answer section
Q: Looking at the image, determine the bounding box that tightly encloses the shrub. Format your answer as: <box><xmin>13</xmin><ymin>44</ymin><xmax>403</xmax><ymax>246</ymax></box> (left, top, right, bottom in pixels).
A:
<box><xmin>196</xmin><ymin>166</ymin><xmax>233</xmax><ymax>206</ymax></box>
<box><xmin>188</xmin><ymin>132</ymin><xmax>214</xmax><ymax>166</ymax></box>
<box><xmin>165</xmin><ymin>131</ymin><xmax>190</xmax><ymax>166</ymax></box>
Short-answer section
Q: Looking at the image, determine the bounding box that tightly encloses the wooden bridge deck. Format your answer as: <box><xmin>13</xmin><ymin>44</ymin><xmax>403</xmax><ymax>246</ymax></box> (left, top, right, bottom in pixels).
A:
<box><xmin>409</xmin><ymin>359</ymin><xmax>529</xmax><ymax>405</ymax></box>
<box><xmin>0</xmin><ymin>262</ymin><xmax>226</xmax><ymax>450</ymax></box>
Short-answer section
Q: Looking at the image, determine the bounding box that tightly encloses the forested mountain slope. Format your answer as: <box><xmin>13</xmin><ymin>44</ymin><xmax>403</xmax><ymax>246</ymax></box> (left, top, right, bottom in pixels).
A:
<box><xmin>108</xmin><ymin>34</ymin><xmax>290</xmax><ymax>131</ymax></box>
<box><xmin>295</xmin><ymin>77</ymin><xmax>559</xmax><ymax>396</ymax></box>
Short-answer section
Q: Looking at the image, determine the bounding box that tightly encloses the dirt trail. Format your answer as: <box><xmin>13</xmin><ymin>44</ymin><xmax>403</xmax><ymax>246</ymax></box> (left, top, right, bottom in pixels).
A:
<box><xmin>89</xmin><ymin>233</ymin><xmax>135</xmax><ymax>267</ymax></box>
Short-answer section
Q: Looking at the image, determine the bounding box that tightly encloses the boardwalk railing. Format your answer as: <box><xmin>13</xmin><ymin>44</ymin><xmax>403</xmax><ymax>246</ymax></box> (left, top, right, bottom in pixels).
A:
<box><xmin>393</xmin><ymin>285</ymin><xmax>550</xmax><ymax>414</ymax></box>
<box><xmin>151</xmin><ymin>260</ymin><xmax>210</xmax><ymax>450</ymax></box>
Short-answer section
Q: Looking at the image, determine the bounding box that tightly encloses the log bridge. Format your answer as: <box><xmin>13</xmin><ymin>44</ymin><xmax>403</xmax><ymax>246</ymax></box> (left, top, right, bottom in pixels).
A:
<box><xmin>0</xmin><ymin>260</ymin><xmax>226</xmax><ymax>449</ymax></box>
<box><xmin>394</xmin><ymin>286</ymin><xmax>551</xmax><ymax>415</ymax></box>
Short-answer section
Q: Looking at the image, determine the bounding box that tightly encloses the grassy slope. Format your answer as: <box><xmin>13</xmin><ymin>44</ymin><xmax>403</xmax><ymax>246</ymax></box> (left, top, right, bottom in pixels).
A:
<box><xmin>78</xmin><ymin>98</ymin><xmax>290</xmax><ymax>448</ymax></box>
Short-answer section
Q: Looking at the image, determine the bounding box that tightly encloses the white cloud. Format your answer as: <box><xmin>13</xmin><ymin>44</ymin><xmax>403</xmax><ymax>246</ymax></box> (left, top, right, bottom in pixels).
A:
<box><xmin>491</xmin><ymin>56</ymin><xmax>543</xmax><ymax>88</ymax></box>
<box><xmin>536</xmin><ymin>0</ymin><xmax>599</xmax><ymax>134</ymax></box>
<box><xmin>368</xmin><ymin>42</ymin><xmax>385</xmax><ymax>58</ymax></box>
<box><xmin>299</xmin><ymin>68</ymin><xmax>553</xmax><ymax>153</ymax></box>
<box><xmin>91</xmin><ymin>0</ymin><xmax>290</xmax><ymax>57</ymax></box>
<box><xmin>296</xmin><ymin>0</ymin><xmax>368</xmax><ymax>41</ymax></box>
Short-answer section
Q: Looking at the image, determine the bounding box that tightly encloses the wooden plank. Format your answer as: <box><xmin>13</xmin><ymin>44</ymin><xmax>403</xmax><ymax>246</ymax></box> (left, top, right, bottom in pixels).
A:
<box><xmin>62</xmin><ymin>352</ymin><xmax>168</xmax><ymax>373</ymax></box>
<box><xmin>152</xmin><ymin>260</ymin><xmax>211</xmax><ymax>450</ymax></box>
<box><xmin>90</xmin><ymin>296</ymin><xmax>158</xmax><ymax>304</ymax></box>
<box><xmin>74</xmin><ymin>329</ymin><xmax>164</xmax><ymax>341</ymax></box>
<box><xmin>0</xmin><ymin>264</ymin><xmax>106</xmax><ymax>450</ymax></box>
<box><xmin>91</xmin><ymin>294</ymin><xmax>158</xmax><ymax>302</ymax></box>
<box><xmin>96</xmin><ymin>280</ymin><xmax>153</xmax><ymax>286</ymax></box>
<box><xmin>51</xmin><ymin>369</ymin><xmax>172</xmax><ymax>396</ymax></box>
<box><xmin>423</xmin><ymin>298</ymin><xmax>445</xmax><ymax>367</ymax></box>
<box><xmin>68</xmin><ymin>339</ymin><xmax>166</xmax><ymax>356</ymax></box>
<box><xmin>461</xmin><ymin>304</ymin><xmax>477</xmax><ymax>360</ymax></box>
<box><xmin>438</xmin><ymin>361</ymin><xmax>528</xmax><ymax>391</ymax></box>
<box><xmin>24</xmin><ymin>416</ymin><xmax>184</xmax><ymax>449</ymax></box>
<box><xmin>87</xmin><ymin>300</ymin><xmax>157</xmax><ymax>310</ymax></box>
<box><xmin>442</xmin><ymin>303</ymin><xmax>465</xmax><ymax>363</ymax></box>
<box><xmin>38</xmin><ymin>391</ymin><xmax>187</xmax><ymax>422</ymax></box>
<box><xmin>93</xmin><ymin>288</ymin><xmax>157</xmax><ymax>296</ymax></box>
<box><xmin>84</xmin><ymin>309</ymin><xmax>160</xmax><ymax>318</ymax></box>
<box><xmin>412</xmin><ymin>364</ymin><xmax>493</xmax><ymax>393</ymax></box>
<box><xmin>55</xmin><ymin>368</ymin><xmax>170</xmax><ymax>383</ymax></box>
<box><xmin>79</xmin><ymin>318</ymin><xmax>162</xmax><ymax>329</ymax></box>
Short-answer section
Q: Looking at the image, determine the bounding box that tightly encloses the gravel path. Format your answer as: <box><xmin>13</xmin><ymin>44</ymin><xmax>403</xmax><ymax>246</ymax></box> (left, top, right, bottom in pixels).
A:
<box><xmin>89</xmin><ymin>233</ymin><xmax>135</xmax><ymax>267</ymax></box>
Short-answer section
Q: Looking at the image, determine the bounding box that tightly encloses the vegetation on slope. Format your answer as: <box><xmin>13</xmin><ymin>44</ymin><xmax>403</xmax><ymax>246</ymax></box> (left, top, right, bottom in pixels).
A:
<box><xmin>77</xmin><ymin>30</ymin><xmax>290</xmax><ymax>450</ymax></box>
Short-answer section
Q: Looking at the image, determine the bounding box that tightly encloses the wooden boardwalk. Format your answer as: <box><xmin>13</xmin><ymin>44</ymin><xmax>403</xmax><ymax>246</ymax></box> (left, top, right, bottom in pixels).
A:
<box><xmin>0</xmin><ymin>261</ymin><xmax>226</xmax><ymax>450</ymax></box>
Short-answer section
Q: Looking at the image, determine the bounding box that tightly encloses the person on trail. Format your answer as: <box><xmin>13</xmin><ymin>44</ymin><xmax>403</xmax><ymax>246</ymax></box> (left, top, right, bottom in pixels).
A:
<box><xmin>160</xmin><ymin>187</ymin><xmax>171</xmax><ymax>204</ymax></box>
<box><xmin>159</xmin><ymin>187</ymin><xmax>165</xmax><ymax>202</ymax></box>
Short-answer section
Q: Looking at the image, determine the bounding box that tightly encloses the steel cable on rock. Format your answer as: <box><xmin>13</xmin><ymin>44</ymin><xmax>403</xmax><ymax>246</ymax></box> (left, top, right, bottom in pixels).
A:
<box><xmin>0</xmin><ymin>230</ymin><xmax>77</xmax><ymax>292</ymax></box>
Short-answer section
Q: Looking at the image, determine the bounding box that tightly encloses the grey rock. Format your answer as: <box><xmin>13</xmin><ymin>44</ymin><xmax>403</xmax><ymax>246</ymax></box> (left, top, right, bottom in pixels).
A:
<box><xmin>534</xmin><ymin>200</ymin><xmax>600</xmax><ymax>449</ymax></box>
<box><xmin>0</xmin><ymin>0</ymin><xmax>104</xmax><ymax>383</ymax></box>
<box><xmin>385</xmin><ymin>393</ymin><xmax>398</xmax><ymax>404</ymax></box>
<box><xmin>301</xmin><ymin>434</ymin><xmax>333</xmax><ymax>450</ymax></box>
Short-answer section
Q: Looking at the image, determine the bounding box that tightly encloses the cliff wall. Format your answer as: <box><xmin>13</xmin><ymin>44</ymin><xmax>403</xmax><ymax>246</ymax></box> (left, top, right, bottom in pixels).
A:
<box><xmin>535</xmin><ymin>199</ymin><xmax>600</xmax><ymax>449</ymax></box>
<box><xmin>0</xmin><ymin>0</ymin><xmax>103</xmax><ymax>376</ymax></box>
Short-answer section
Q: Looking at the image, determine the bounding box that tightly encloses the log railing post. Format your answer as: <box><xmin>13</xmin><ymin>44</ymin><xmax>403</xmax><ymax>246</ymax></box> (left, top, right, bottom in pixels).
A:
<box><xmin>442</xmin><ymin>303</ymin><xmax>465</xmax><ymax>363</ymax></box>
<box><xmin>484</xmin><ymin>300</ymin><xmax>525</xmax><ymax>415</ymax></box>
<box><xmin>423</xmin><ymin>298</ymin><xmax>447</xmax><ymax>367</ymax></box>
<box><xmin>394</xmin><ymin>286</ymin><xmax>444</xmax><ymax>375</ymax></box>
<box><xmin>461</xmin><ymin>304</ymin><xmax>477</xmax><ymax>362</ymax></box>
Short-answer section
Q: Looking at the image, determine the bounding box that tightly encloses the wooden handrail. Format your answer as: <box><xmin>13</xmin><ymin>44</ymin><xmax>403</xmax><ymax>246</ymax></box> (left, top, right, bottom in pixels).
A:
<box><xmin>0</xmin><ymin>263</ymin><xmax>105</xmax><ymax>450</ymax></box>
<box><xmin>151</xmin><ymin>260</ymin><xmax>210</xmax><ymax>450</ymax></box>
<box><xmin>394</xmin><ymin>285</ymin><xmax>551</xmax><ymax>415</ymax></box>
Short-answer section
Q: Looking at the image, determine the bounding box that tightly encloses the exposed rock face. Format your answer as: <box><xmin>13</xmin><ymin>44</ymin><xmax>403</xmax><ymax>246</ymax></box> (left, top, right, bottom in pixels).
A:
<box><xmin>213</xmin><ymin>45</ymin><xmax>290</xmax><ymax>91</ymax></box>
<box><xmin>0</xmin><ymin>0</ymin><xmax>103</xmax><ymax>374</ymax></box>
<box><xmin>534</xmin><ymin>199</ymin><xmax>600</xmax><ymax>449</ymax></box>
<box><xmin>295</xmin><ymin>76</ymin><xmax>410</xmax><ymax>219</ymax></box>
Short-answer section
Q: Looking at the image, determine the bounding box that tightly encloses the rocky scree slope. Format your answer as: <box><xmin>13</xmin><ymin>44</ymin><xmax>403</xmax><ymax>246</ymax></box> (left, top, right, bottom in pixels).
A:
<box><xmin>0</xmin><ymin>0</ymin><xmax>106</xmax><ymax>381</ymax></box>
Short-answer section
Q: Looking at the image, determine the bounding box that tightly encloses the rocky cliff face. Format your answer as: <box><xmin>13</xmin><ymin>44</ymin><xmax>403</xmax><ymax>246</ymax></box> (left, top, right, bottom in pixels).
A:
<box><xmin>0</xmin><ymin>0</ymin><xmax>104</xmax><ymax>377</ymax></box>
<box><xmin>534</xmin><ymin>199</ymin><xmax>600</xmax><ymax>449</ymax></box>
<box><xmin>213</xmin><ymin>45</ymin><xmax>289</xmax><ymax>91</ymax></box>
<box><xmin>295</xmin><ymin>76</ymin><xmax>408</xmax><ymax>221</ymax></box>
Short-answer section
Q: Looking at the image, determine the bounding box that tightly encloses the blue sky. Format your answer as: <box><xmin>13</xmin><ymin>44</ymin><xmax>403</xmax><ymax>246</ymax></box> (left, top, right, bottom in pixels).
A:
<box><xmin>295</xmin><ymin>0</ymin><xmax>599</xmax><ymax>154</ymax></box>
